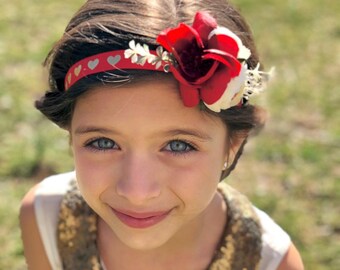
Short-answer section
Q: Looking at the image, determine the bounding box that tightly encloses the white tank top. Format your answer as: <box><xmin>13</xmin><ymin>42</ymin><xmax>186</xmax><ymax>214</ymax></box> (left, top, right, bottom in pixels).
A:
<box><xmin>34</xmin><ymin>172</ymin><xmax>291</xmax><ymax>270</ymax></box>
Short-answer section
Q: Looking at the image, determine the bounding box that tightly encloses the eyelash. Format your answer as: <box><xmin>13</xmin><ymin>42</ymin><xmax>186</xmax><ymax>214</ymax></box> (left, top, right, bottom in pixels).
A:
<box><xmin>84</xmin><ymin>137</ymin><xmax>119</xmax><ymax>152</ymax></box>
<box><xmin>163</xmin><ymin>139</ymin><xmax>197</xmax><ymax>156</ymax></box>
<box><xmin>83</xmin><ymin>137</ymin><xmax>197</xmax><ymax>155</ymax></box>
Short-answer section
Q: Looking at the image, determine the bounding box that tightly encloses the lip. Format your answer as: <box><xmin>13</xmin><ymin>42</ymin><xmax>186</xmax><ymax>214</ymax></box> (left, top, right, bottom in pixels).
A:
<box><xmin>112</xmin><ymin>208</ymin><xmax>172</xmax><ymax>229</ymax></box>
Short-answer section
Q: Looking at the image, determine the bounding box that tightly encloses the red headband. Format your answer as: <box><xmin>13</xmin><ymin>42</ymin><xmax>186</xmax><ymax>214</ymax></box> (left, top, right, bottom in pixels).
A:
<box><xmin>64</xmin><ymin>11</ymin><xmax>272</xmax><ymax>112</ymax></box>
<box><xmin>64</xmin><ymin>50</ymin><xmax>165</xmax><ymax>90</ymax></box>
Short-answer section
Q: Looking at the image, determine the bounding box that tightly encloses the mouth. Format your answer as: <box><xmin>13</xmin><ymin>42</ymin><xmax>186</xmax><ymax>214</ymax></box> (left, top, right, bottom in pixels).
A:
<box><xmin>112</xmin><ymin>208</ymin><xmax>172</xmax><ymax>229</ymax></box>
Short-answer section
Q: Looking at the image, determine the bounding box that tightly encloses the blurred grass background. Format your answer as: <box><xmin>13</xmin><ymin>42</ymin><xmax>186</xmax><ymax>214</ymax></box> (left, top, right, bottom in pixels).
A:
<box><xmin>0</xmin><ymin>0</ymin><xmax>339</xmax><ymax>269</ymax></box>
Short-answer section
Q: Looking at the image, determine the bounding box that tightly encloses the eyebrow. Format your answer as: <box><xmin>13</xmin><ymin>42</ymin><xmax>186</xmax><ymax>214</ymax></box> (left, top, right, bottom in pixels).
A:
<box><xmin>74</xmin><ymin>126</ymin><xmax>119</xmax><ymax>135</ymax></box>
<box><xmin>162</xmin><ymin>128</ymin><xmax>213</xmax><ymax>141</ymax></box>
<box><xmin>74</xmin><ymin>125</ymin><xmax>212</xmax><ymax>141</ymax></box>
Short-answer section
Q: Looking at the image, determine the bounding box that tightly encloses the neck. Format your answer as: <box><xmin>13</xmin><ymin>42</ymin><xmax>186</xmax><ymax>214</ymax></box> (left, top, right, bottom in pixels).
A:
<box><xmin>98</xmin><ymin>191</ymin><xmax>227</xmax><ymax>270</ymax></box>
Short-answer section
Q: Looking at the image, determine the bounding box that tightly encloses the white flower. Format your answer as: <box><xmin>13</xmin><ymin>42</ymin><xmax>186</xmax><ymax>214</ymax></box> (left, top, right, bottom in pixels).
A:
<box><xmin>149</xmin><ymin>46</ymin><xmax>165</xmax><ymax>69</ymax></box>
<box><xmin>204</xmin><ymin>64</ymin><xmax>248</xmax><ymax>112</ymax></box>
<box><xmin>125</xmin><ymin>40</ymin><xmax>176</xmax><ymax>71</ymax></box>
<box><xmin>124</xmin><ymin>40</ymin><xmax>149</xmax><ymax>65</ymax></box>
<box><xmin>124</xmin><ymin>40</ymin><xmax>138</xmax><ymax>63</ymax></box>
<box><xmin>208</xmin><ymin>27</ymin><xmax>251</xmax><ymax>60</ymax></box>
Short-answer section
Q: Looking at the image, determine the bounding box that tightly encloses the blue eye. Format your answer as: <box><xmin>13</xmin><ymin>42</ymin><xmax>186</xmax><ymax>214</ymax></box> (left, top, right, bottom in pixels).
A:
<box><xmin>164</xmin><ymin>140</ymin><xmax>195</xmax><ymax>153</ymax></box>
<box><xmin>86</xmin><ymin>138</ymin><xmax>118</xmax><ymax>151</ymax></box>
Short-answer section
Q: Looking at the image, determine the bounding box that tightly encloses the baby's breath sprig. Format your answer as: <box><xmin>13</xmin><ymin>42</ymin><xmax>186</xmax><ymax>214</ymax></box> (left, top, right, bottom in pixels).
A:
<box><xmin>243</xmin><ymin>64</ymin><xmax>275</xmax><ymax>101</ymax></box>
<box><xmin>124</xmin><ymin>40</ymin><xmax>176</xmax><ymax>72</ymax></box>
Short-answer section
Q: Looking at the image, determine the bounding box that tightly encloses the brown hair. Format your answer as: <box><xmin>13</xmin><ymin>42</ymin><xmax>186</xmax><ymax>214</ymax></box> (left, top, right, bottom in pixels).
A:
<box><xmin>36</xmin><ymin>0</ymin><xmax>266</xmax><ymax>178</ymax></box>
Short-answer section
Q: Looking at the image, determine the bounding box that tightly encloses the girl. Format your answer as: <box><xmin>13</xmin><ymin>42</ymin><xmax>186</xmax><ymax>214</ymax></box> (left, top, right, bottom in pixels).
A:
<box><xmin>20</xmin><ymin>0</ymin><xmax>304</xmax><ymax>269</ymax></box>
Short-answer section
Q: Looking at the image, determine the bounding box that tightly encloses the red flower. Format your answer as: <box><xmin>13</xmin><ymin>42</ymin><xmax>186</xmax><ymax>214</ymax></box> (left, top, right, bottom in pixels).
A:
<box><xmin>157</xmin><ymin>11</ymin><xmax>245</xmax><ymax>108</ymax></box>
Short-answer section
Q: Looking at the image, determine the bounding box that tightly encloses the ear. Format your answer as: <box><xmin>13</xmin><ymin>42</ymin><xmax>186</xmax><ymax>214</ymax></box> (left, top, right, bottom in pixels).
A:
<box><xmin>67</xmin><ymin>129</ymin><xmax>75</xmax><ymax>156</ymax></box>
<box><xmin>223</xmin><ymin>131</ymin><xmax>249</xmax><ymax>170</ymax></box>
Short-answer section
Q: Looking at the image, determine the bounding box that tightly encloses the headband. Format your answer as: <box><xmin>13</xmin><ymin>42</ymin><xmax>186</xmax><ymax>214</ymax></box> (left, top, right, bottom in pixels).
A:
<box><xmin>64</xmin><ymin>11</ymin><xmax>273</xmax><ymax>112</ymax></box>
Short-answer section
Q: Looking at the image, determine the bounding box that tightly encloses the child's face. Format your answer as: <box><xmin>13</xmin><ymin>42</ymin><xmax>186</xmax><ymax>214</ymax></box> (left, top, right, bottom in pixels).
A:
<box><xmin>70</xmin><ymin>77</ymin><xmax>229</xmax><ymax>250</ymax></box>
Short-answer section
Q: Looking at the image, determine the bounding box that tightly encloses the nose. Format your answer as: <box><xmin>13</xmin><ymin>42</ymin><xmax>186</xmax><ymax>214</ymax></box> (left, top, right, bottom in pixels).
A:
<box><xmin>116</xmin><ymin>152</ymin><xmax>161</xmax><ymax>205</ymax></box>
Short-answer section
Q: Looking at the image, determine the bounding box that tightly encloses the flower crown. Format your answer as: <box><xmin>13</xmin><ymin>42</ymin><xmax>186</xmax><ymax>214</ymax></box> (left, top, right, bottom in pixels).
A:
<box><xmin>64</xmin><ymin>11</ymin><xmax>273</xmax><ymax>112</ymax></box>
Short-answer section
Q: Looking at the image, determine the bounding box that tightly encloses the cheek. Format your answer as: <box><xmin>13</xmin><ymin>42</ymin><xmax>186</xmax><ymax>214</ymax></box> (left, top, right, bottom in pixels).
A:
<box><xmin>169</xmin><ymin>156</ymin><xmax>222</xmax><ymax>211</ymax></box>
<box><xmin>72</xmin><ymin>147</ymin><xmax>116</xmax><ymax>204</ymax></box>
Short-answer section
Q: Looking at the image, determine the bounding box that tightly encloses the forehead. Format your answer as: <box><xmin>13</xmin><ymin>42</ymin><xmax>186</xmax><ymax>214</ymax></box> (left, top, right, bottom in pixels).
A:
<box><xmin>71</xmin><ymin>77</ymin><xmax>226</xmax><ymax>135</ymax></box>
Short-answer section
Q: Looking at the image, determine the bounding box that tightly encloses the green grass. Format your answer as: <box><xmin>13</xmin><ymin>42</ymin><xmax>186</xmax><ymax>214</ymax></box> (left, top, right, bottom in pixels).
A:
<box><xmin>0</xmin><ymin>0</ymin><xmax>339</xmax><ymax>269</ymax></box>
<box><xmin>0</xmin><ymin>180</ymin><xmax>32</xmax><ymax>269</ymax></box>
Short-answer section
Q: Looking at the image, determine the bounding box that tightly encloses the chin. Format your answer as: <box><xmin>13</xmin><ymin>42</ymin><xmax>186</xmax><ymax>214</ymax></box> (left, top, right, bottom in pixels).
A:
<box><xmin>107</xmin><ymin>218</ymin><xmax>179</xmax><ymax>251</ymax></box>
<box><xmin>116</xmin><ymin>230</ymin><xmax>173</xmax><ymax>251</ymax></box>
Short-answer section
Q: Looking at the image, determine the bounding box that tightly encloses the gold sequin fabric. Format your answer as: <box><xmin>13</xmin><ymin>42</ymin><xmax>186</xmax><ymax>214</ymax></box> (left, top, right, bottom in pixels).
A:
<box><xmin>57</xmin><ymin>180</ymin><xmax>262</xmax><ymax>270</ymax></box>
<box><xmin>207</xmin><ymin>184</ymin><xmax>262</xmax><ymax>270</ymax></box>
<box><xmin>57</xmin><ymin>180</ymin><xmax>103</xmax><ymax>270</ymax></box>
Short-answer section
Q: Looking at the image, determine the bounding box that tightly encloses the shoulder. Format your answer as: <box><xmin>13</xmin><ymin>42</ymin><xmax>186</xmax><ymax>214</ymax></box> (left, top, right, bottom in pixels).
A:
<box><xmin>253</xmin><ymin>207</ymin><xmax>304</xmax><ymax>270</ymax></box>
<box><xmin>20</xmin><ymin>184</ymin><xmax>52</xmax><ymax>269</ymax></box>
<box><xmin>276</xmin><ymin>244</ymin><xmax>304</xmax><ymax>270</ymax></box>
<box><xmin>20</xmin><ymin>171</ymin><xmax>75</xmax><ymax>270</ymax></box>
<box><xmin>218</xmin><ymin>183</ymin><xmax>304</xmax><ymax>270</ymax></box>
<box><xmin>27</xmin><ymin>171</ymin><xmax>75</xmax><ymax>241</ymax></box>
<box><xmin>34</xmin><ymin>171</ymin><xmax>76</xmax><ymax>195</ymax></box>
